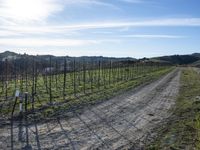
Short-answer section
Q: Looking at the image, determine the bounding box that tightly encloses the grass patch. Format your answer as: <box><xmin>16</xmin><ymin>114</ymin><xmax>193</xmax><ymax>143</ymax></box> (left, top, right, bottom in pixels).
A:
<box><xmin>148</xmin><ymin>67</ymin><xmax>200</xmax><ymax>150</ymax></box>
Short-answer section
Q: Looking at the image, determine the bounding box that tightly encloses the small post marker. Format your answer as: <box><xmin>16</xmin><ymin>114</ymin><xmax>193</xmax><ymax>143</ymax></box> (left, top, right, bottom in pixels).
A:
<box><xmin>11</xmin><ymin>90</ymin><xmax>20</xmax><ymax>117</ymax></box>
<box><xmin>15</xmin><ymin>90</ymin><xmax>20</xmax><ymax>98</ymax></box>
<box><xmin>19</xmin><ymin>97</ymin><xmax>23</xmax><ymax>117</ymax></box>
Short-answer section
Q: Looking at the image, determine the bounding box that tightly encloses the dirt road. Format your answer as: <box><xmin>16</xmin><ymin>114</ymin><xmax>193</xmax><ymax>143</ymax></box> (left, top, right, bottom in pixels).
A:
<box><xmin>0</xmin><ymin>68</ymin><xmax>181</xmax><ymax>150</ymax></box>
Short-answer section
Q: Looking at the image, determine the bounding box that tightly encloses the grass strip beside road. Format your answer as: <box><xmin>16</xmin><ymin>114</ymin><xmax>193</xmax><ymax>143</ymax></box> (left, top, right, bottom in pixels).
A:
<box><xmin>148</xmin><ymin>67</ymin><xmax>200</xmax><ymax>149</ymax></box>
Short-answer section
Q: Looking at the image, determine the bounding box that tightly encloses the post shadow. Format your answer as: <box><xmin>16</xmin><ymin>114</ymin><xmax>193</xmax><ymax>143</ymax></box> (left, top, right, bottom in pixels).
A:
<box><xmin>22</xmin><ymin>113</ymin><xmax>32</xmax><ymax>150</ymax></box>
<box><xmin>57</xmin><ymin>118</ymin><xmax>76</xmax><ymax>150</ymax></box>
<box><xmin>34</xmin><ymin>121</ymin><xmax>41</xmax><ymax>150</ymax></box>
<box><xmin>18</xmin><ymin>115</ymin><xmax>24</xmax><ymax>143</ymax></box>
<box><xmin>22</xmin><ymin>93</ymin><xmax>32</xmax><ymax>150</ymax></box>
<box><xmin>10</xmin><ymin>118</ymin><xmax>14</xmax><ymax>150</ymax></box>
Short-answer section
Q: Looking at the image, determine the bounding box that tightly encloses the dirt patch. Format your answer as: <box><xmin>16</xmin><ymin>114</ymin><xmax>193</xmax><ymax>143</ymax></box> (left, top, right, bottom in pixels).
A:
<box><xmin>0</xmin><ymin>68</ymin><xmax>180</xmax><ymax>150</ymax></box>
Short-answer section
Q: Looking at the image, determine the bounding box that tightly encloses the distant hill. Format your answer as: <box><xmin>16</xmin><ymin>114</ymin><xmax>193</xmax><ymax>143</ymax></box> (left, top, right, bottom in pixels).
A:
<box><xmin>0</xmin><ymin>51</ymin><xmax>137</xmax><ymax>64</ymax></box>
<box><xmin>1</xmin><ymin>51</ymin><xmax>200</xmax><ymax>66</ymax></box>
<box><xmin>0</xmin><ymin>51</ymin><xmax>20</xmax><ymax>61</ymax></box>
<box><xmin>0</xmin><ymin>51</ymin><xmax>18</xmax><ymax>57</ymax></box>
<box><xmin>191</xmin><ymin>60</ymin><xmax>200</xmax><ymax>67</ymax></box>
<box><xmin>191</xmin><ymin>53</ymin><xmax>200</xmax><ymax>58</ymax></box>
<box><xmin>153</xmin><ymin>54</ymin><xmax>200</xmax><ymax>65</ymax></box>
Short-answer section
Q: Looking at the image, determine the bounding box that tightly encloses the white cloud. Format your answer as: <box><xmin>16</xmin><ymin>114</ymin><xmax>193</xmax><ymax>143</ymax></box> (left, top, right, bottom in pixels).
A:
<box><xmin>64</xmin><ymin>0</ymin><xmax>117</xmax><ymax>8</ymax></box>
<box><xmin>0</xmin><ymin>18</ymin><xmax>199</xmax><ymax>36</ymax></box>
<box><xmin>0</xmin><ymin>0</ymin><xmax>64</xmax><ymax>24</ymax></box>
<box><xmin>121</xmin><ymin>34</ymin><xmax>186</xmax><ymax>39</ymax></box>
<box><xmin>0</xmin><ymin>38</ymin><xmax>99</xmax><ymax>47</ymax></box>
<box><xmin>66</xmin><ymin>18</ymin><xmax>200</xmax><ymax>29</ymax></box>
<box><xmin>0</xmin><ymin>0</ymin><xmax>120</xmax><ymax>26</ymax></box>
<box><xmin>119</xmin><ymin>0</ymin><xmax>144</xmax><ymax>3</ymax></box>
<box><xmin>0</xmin><ymin>30</ymin><xmax>22</xmax><ymax>36</ymax></box>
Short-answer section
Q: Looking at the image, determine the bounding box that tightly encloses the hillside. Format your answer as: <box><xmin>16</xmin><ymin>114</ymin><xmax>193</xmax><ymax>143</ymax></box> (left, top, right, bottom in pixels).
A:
<box><xmin>0</xmin><ymin>51</ymin><xmax>200</xmax><ymax>66</ymax></box>
<box><xmin>153</xmin><ymin>54</ymin><xmax>200</xmax><ymax>65</ymax></box>
<box><xmin>0</xmin><ymin>51</ymin><xmax>136</xmax><ymax>63</ymax></box>
<box><xmin>191</xmin><ymin>59</ymin><xmax>200</xmax><ymax>67</ymax></box>
<box><xmin>192</xmin><ymin>53</ymin><xmax>200</xmax><ymax>58</ymax></box>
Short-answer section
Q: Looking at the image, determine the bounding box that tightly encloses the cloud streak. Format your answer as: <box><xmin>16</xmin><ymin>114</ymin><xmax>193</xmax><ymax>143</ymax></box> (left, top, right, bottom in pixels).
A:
<box><xmin>121</xmin><ymin>34</ymin><xmax>186</xmax><ymax>39</ymax></box>
<box><xmin>0</xmin><ymin>0</ymin><xmax>120</xmax><ymax>25</ymax></box>
<box><xmin>119</xmin><ymin>0</ymin><xmax>144</xmax><ymax>3</ymax></box>
<box><xmin>0</xmin><ymin>0</ymin><xmax>64</xmax><ymax>24</ymax></box>
<box><xmin>61</xmin><ymin>18</ymin><xmax>200</xmax><ymax>30</ymax></box>
<box><xmin>0</xmin><ymin>18</ymin><xmax>200</xmax><ymax>36</ymax></box>
<box><xmin>64</xmin><ymin>0</ymin><xmax>118</xmax><ymax>8</ymax></box>
<box><xmin>0</xmin><ymin>38</ymin><xmax>99</xmax><ymax>47</ymax></box>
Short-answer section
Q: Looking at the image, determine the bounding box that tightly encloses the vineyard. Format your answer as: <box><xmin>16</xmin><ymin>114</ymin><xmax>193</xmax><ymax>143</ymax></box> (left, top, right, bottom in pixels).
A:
<box><xmin>0</xmin><ymin>56</ymin><xmax>172</xmax><ymax>121</ymax></box>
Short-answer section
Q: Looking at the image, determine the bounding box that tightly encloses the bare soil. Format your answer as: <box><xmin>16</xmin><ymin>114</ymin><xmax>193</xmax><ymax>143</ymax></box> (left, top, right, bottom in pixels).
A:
<box><xmin>0</xmin><ymin>68</ymin><xmax>181</xmax><ymax>150</ymax></box>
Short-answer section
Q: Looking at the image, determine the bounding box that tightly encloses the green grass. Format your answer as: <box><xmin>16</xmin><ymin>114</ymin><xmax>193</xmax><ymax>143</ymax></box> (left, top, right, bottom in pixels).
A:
<box><xmin>147</xmin><ymin>67</ymin><xmax>200</xmax><ymax>150</ymax></box>
<box><xmin>0</xmin><ymin>66</ymin><xmax>173</xmax><ymax>121</ymax></box>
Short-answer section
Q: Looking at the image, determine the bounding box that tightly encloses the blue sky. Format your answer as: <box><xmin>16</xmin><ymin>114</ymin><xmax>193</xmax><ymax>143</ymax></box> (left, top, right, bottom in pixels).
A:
<box><xmin>0</xmin><ymin>0</ymin><xmax>200</xmax><ymax>58</ymax></box>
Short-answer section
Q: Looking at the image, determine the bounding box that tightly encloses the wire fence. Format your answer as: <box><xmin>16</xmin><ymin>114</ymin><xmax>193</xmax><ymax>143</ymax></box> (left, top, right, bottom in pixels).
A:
<box><xmin>0</xmin><ymin>56</ymin><xmax>171</xmax><ymax>120</ymax></box>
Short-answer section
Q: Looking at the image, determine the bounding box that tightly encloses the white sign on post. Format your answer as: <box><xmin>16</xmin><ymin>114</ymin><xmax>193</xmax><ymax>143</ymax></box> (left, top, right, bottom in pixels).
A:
<box><xmin>19</xmin><ymin>103</ymin><xmax>22</xmax><ymax>112</ymax></box>
<box><xmin>19</xmin><ymin>97</ymin><xmax>23</xmax><ymax>113</ymax></box>
<box><xmin>15</xmin><ymin>90</ymin><xmax>20</xmax><ymax>97</ymax></box>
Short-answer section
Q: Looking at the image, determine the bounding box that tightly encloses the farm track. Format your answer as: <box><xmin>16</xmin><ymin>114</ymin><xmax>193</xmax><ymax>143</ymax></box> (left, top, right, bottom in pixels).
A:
<box><xmin>0</xmin><ymin>68</ymin><xmax>180</xmax><ymax>150</ymax></box>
